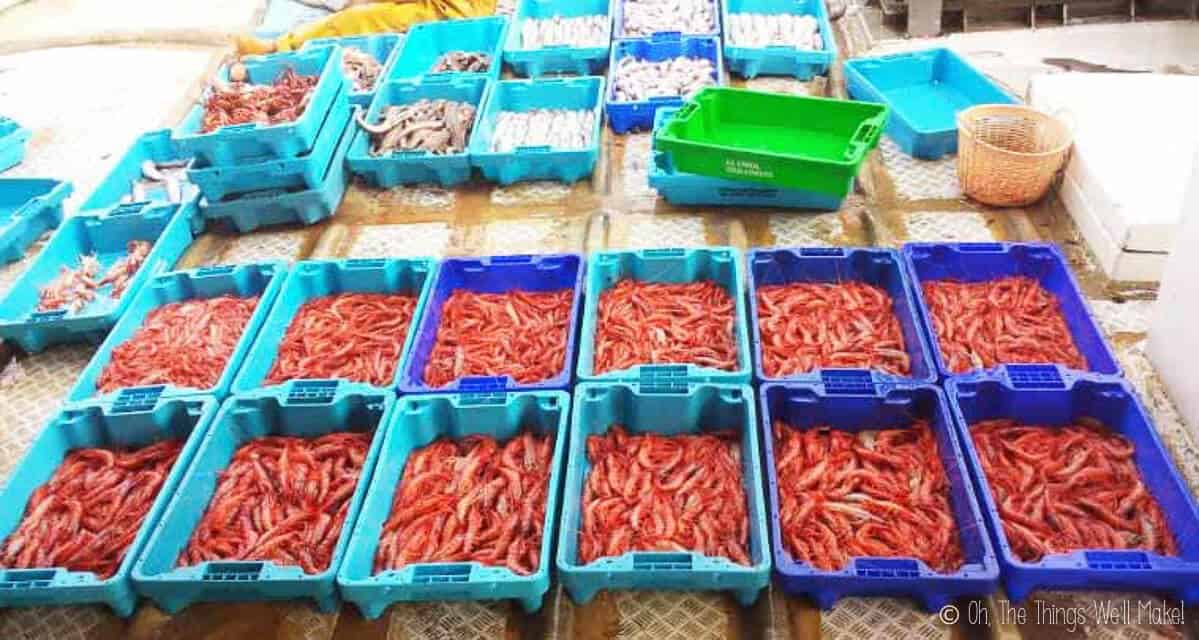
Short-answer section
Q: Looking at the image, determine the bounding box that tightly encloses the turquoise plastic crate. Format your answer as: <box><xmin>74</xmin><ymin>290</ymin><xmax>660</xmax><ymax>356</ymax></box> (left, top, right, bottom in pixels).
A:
<box><xmin>0</xmin><ymin>201</ymin><xmax>197</xmax><ymax>353</ymax></box>
<box><xmin>722</xmin><ymin>0</ymin><xmax>836</xmax><ymax>79</ymax></box>
<box><xmin>346</xmin><ymin>77</ymin><xmax>489</xmax><ymax>187</ymax></box>
<box><xmin>558</xmin><ymin>382</ymin><xmax>771</xmax><ymax>605</ymax></box>
<box><xmin>305</xmin><ymin>34</ymin><xmax>403</xmax><ymax>106</ymax></box>
<box><xmin>389</xmin><ymin>17</ymin><xmax>508</xmax><ymax>82</ymax></box>
<box><xmin>188</xmin><ymin>83</ymin><xmax>351</xmax><ymax>201</ymax></box>
<box><xmin>79</xmin><ymin>129</ymin><xmax>198</xmax><ymax>217</ymax></box>
<box><xmin>0</xmin><ymin>178</ymin><xmax>72</xmax><ymax>264</ymax></box>
<box><xmin>67</xmin><ymin>262</ymin><xmax>286</xmax><ymax>406</ymax></box>
<box><xmin>232</xmin><ymin>258</ymin><xmax>437</xmax><ymax>396</ymax></box>
<box><xmin>470</xmin><ymin>77</ymin><xmax>605</xmax><ymax>184</ymax></box>
<box><xmin>198</xmin><ymin>107</ymin><xmax>353</xmax><ymax>233</ymax></box>
<box><xmin>0</xmin><ymin>117</ymin><xmax>32</xmax><ymax>173</ymax></box>
<box><xmin>132</xmin><ymin>390</ymin><xmax>394</xmax><ymax>613</ymax></box>
<box><xmin>173</xmin><ymin>45</ymin><xmax>347</xmax><ymax>165</ymax></box>
<box><xmin>649</xmin><ymin>107</ymin><xmax>843</xmax><ymax>209</ymax></box>
<box><xmin>338</xmin><ymin>391</ymin><xmax>569</xmax><ymax>618</ymax></box>
<box><xmin>0</xmin><ymin>396</ymin><xmax>218</xmax><ymax>616</ymax></box>
<box><xmin>503</xmin><ymin>0</ymin><xmax>613</xmax><ymax>77</ymax></box>
<box><xmin>577</xmin><ymin>247</ymin><xmax>752</xmax><ymax>384</ymax></box>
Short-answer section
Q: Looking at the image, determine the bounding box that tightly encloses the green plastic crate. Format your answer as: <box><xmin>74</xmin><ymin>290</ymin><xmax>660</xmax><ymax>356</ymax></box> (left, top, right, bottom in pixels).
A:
<box><xmin>654</xmin><ymin>88</ymin><xmax>889</xmax><ymax>197</ymax></box>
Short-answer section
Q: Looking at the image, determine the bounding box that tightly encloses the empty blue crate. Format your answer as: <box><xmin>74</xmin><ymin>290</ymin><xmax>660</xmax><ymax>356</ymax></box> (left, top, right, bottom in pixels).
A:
<box><xmin>188</xmin><ymin>81</ymin><xmax>351</xmax><ymax>202</ymax></box>
<box><xmin>0</xmin><ymin>396</ymin><xmax>218</xmax><ymax>616</ymax></box>
<box><xmin>0</xmin><ymin>117</ymin><xmax>32</xmax><ymax>173</ymax></box>
<box><xmin>305</xmin><ymin>34</ymin><xmax>403</xmax><ymax>106</ymax></box>
<box><xmin>389</xmin><ymin>16</ymin><xmax>508</xmax><ymax>82</ymax></box>
<box><xmin>577</xmin><ymin>247</ymin><xmax>752</xmax><ymax>384</ymax></box>
<box><xmin>132</xmin><ymin>390</ymin><xmax>394</xmax><ymax>613</ymax></box>
<box><xmin>232</xmin><ymin>257</ymin><xmax>437</xmax><ymax>396</ymax></box>
<box><xmin>470</xmin><ymin>77</ymin><xmax>605</xmax><ymax>184</ymax></box>
<box><xmin>67</xmin><ymin>262</ymin><xmax>286</xmax><ymax>406</ymax></box>
<box><xmin>722</xmin><ymin>0</ymin><xmax>836</xmax><ymax>79</ymax></box>
<box><xmin>199</xmin><ymin>106</ymin><xmax>353</xmax><ymax>233</ymax></box>
<box><xmin>503</xmin><ymin>0</ymin><xmax>613</xmax><ymax>77</ymax></box>
<box><xmin>347</xmin><ymin>77</ymin><xmax>489</xmax><ymax>187</ymax></box>
<box><xmin>759</xmin><ymin>381</ymin><xmax>998</xmax><ymax>611</ymax></box>
<box><xmin>903</xmin><ymin>242</ymin><xmax>1120</xmax><ymax>379</ymax></box>
<box><xmin>173</xmin><ymin>45</ymin><xmax>347</xmax><ymax>165</ymax></box>
<box><xmin>649</xmin><ymin>107</ymin><xmax>842</xmax><ymax>209</ymax></box>
<box><xmin>747</xmin><ymin>247</ymin><xmax>936</xmax><ymax>385</ymax></box>
<box><xmin>607</xmin><ymin>34</ymin><xmax>723</xmax><ymax>133</ymax></box>
<box><xmin>0</xmin><ymin>178</ymin><xmax>71</xmax><ymax>264</ymax></box>
<box><xmin>946</xmin><ymin>369</ymin><xmax>1199</xmax><ymax>604</ymax></box>
<box><xmin>338</xmin><ymin>390</ymin><xmax>569</xmax><ymax>618</ymax></box>
<box><xmin>0</xmin><ymin>201</ymin><xmax>197</xmax><ymax>352</ymax></box>
<box><xmin>845</xmin><ymin>48</ymin><xmax>1016</xmax><ymax>160</ymax></box>
<box><xmin>79</xmin><ymin>129</ymin><xmax>198</xmax><ymax>217</ymax></box>
<box><xmin>559</xmin><ymin>382</ymin><xmax>771</xmax><ymax>606</ymax></box>
<box><xmin>614</xmin><ymin>0</ymin><xmax>719</xmax><ymax>38</ymax></box>
<box><xmin>398</xmin><ymin>253</ymin><xmax>584</xmax><ymax>394</ymax></box>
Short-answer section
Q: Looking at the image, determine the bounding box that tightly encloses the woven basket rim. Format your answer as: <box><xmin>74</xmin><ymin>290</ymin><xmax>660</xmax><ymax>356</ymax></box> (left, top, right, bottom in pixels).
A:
<box><xmin>956</xmin><ymin>104</ymin><xmax>1074</xmax><ymax>159</ymax></box>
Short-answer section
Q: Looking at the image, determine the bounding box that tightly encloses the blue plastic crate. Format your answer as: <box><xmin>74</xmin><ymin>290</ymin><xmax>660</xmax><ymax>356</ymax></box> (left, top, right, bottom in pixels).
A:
<box><xmin>613</xmin><ymin>0</ymin><xmax>719</xmax><ymax>38</ymax></box>
<box><xmin>0</xmin><ymin>178</ymin><xmax>72</xmax><ymax>264</ymax></box>
<box><xmin>389</xmin><ymin>17</ymin><xmax>508</xmax><ymax>82</ymax></box>
<box><xmin>607</xmin><ymin>34</ymin><xmax>724</xmax><ymax>133</ymax></box>
<box><xmin>577</xmin><ymin>247</ymin><xmax>752</xmax><ymax>384</ymax></box>
<box><xmin>78</xmin><ymin>129</ymin><xmax>198</xmax><ymax>217</ymax></box>
<box><xmin>67</xmin><ymin>262</ymin><xmax>286</xmax><ymax>406</ymax></box>
<box><xmin>649</xmin><ymin>107</ymin><xmax>842</xmax><ymax>209</ymax></box>
<box><xmin>0</xmin><ymin>396</ymin><xmax>218</xmax><ymax>616</ymax></box>
<box><xmin>198</xmin><ymin>106</ymin><xmax>353</xmax><ymax>233</ymax></box>
<box><xmin>747</xmin><ymin>247</ymin><xmax>936</xmax><ymax>386</ymax></box>
<box><xmin>903</xmin><ymin>242</ymin><xmax>1121</xmax><ymax>379</ymax></box>
<box><xmin>188</xmin><ymin>82</ymin><xmax>351</xmax><ymax>202</ymax></box>
<box><xmin>232</xmin><ymin>257</ymin><xmax>437</xmax><ymax>396</ymax></box>
<box><xmin>722</xmin><ymin>0</ymin><xmax>836</xmax><ymax>79</ymax></box>
<box><xmin>173</xmin><ymin>45</ymin><xmax>347</xmax><ymax>165</ymax></box>
<box><xmin>338</xmin><ymin>390</ymin><xmax>569</xmax><ymax>617</ymax></box>
<box><xmin>132</xmin><ymin>389</ymin><xmax>394</xmax><ymax>613</ymax></box>
<box><xmin>305</xmin><ymin>34</ymin><xmax>403</xmax><ymax>107</ymax></box>
<box><xmin>946</xmin><ymin>368</ymin><xmax>1199</xmax><ymax>604</ymax></box>
<box><xmin>0</xmin><ymin>117</ymin><xmax>32</xmax><ymax>173</ymax></box>
<box><xmin>503</xmin><ymin>0</ymin><xmax>612</xmax><ymax>77</ymax></box>
<box><xmin>845</xmin><ymin>49</ymin><xmax>1016</xmax><ymax>160</ymax></box>
<box><xmin>470</xmin><ymin>77</ymin><xmax>605</xmax><ymax>184</ymax></box>
<box><xmin>346</xmin><ymin>77</ymin><xmax>488</xmax><ymax>188</ymax></box>
<box><xmin>0</xmin><ymin>201</ymin><xmax>197</xmax><ymax>353</ymax></box>
<box><xmin>759</xmin><ymin>381</ymin><xmax>999</xmax><ymax>611</ymax></box>
<box><xmin>398</xmin><ymin>253</ymin><xmax>584</xmax><ymax>394</ymax></box>
<box><xmin>559</xmin><ymin>382</ymin><xmax>771</xmax><ymax>605</ymax></box>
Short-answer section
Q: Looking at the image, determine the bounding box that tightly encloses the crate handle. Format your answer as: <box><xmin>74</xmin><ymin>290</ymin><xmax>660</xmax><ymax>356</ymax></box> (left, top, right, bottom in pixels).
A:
<box><xmin>114</xmin><ymin>386</ymin><xmax>164</xmax><ymax>414</ymax></box>
<box><xmin>799</xmin><ymin>247</ymin><xmax>844</xmax><ymax>257</ymax></box>
<box><xmin>203</xmin><ymin>562</ymin><xmax>265</xmax><ymax>581</ymax></box>
<box><xmin>491</xmin><ymin>254</ymin><xmax>533</xmax><ymax>264</ymax></box>
<box><xmin>1004</xmin><ymin>364</ymin><xmax>1065</xmax><ymax>390</ymax></box>
<box><xmin>956</xmin><ymin>242</ymin><xmax>1004</xmax><ymax>253</ymax></box>
<box><xmin>29</xmin><ymin>309</ymin><xmax>68</xmax><ymax>322</ymax></box>
<box><xmin>642</xmin><ymin>248</ymin><xmax>685</xmax><ymax>258</ymax></box>
<box><xmin>848</xmin><ymin>121</ymin><xmax>880</xmax><ymax>151</ymax></box>
<box><xmin>649</xmin><ymin>31</ymin><xmax>683</xmax><ymax>42</ymax></box>
<box><xmin>218</xmin><ymin>123</ymin><xmax>259</xmax><ymax>133</ymax></box>
<box><xmin>107</xmin><ymin>201</ymin><xmax>150</xmax><ymax>217</ymax></box>
<box><xmin>1</xmin><ymin>569</ymin><xmax>56</xmax><ymax>586</ymax></box>
<box><xmin>286</xmin><ymin>380</ymin><xmax>341</xmax><ymax>404</ymax></box>
<box><xmin>196</xmin><ymin>265</ymin><xmax>235</xmax><ymax>276</ymax></box>
<box><xmin>460</xmin><ymin>392</ymin><xmax>508</xmax><ymax>406</ymax></box>
<box><xmin>821</xmin><ymin>370</ymin><xmax>876</xmax><ymax>395</ymax></box>
<box><xmin>649</xmin><ymin>95</ymin><xmax>681</xmax><ymax>103</ymax></box>
<box><xmin>632</xmin><ymin>552</ymin><xmax>692</xmax><ymax>571</ymax></box>
<box><xmin>422</xmin><ymin>73</ymin><xmax>459</xmax><ymax>83</ymax></box>
<box><xmin>672</xmin><ymin>102</ymin><xmax>699</xmax><ymax>123</ymax></box>
<box><xmin>1084</xmin><ymin>551</ymin><xmax>1152</xmax><ymax>570</ymax></box>
<box><xmin>853</xmin><ymin>558</ymin><xmax>920</xmax><ymax>578</ymax></box>
<box><xmin>411</xmin><ymin>563</ymin><xmax>473</xmax><ymax>584</ymax></box>
<box><xmin>346</xmin><ymin>258</ymin><xmax>386</xmax><ymax>269</ymax></box>
<box><xmin>515</xmin><ymin>145</ymin><xmax>553</xmax><ymax>154</ymax></box>
<box><xmin>458</xmin><ymin>376</ymin><xmax>507</xmax><ymax>392</ymax></box>
<box><xmin>638</xmin><ymin>364</ymin><xmax>689</xmax><ymax>394</ymax></box>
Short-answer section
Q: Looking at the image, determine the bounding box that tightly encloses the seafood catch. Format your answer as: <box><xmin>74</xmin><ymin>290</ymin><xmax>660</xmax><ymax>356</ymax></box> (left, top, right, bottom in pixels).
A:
<box><xmin>430</xmin><ymin>51</ymin><xmax>491</xmax><ymax>73</ymax></box>
<box><xmin>341</xmin><ymin>47</ymin><xmax>383</xmax><ymax>92</ymax></box>
<box><xmin>201</xmin><ymin>68</ymin><xmax>318</xmax><ymax>133</ymax></box>
<box><xmin>357</xmin><ymin>99</ymin><xmax>476</xmax><ymax>156</ymax></box>
<box><xmin>489</xmin><ymin>109</ymin><xmax>595</xmax><ymax>153</ymax></box>
<box><xmin>611</xmin><ymin>55</ymin><xmax>716</xmax><ymax>102</ymax></box>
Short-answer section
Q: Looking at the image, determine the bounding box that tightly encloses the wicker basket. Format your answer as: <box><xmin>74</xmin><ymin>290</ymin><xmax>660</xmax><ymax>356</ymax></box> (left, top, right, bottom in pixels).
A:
<box><xmin>956</xmin><ymin>104</ymin><xmax>1073</xmax><ymax>207</ymax></box>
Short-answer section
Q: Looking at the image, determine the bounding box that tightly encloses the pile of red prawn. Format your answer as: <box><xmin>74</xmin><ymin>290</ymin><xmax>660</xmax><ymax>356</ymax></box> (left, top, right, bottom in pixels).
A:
<box><xmin>756</xmin><ymin>282</ymin><xmax>910</xmax><ymax>378</ymax></box>
<box><xmin>265</xmin><ymin>293</ymin><xmax>417</xmax><ymax>387</ymax></box>
<box><xmin>375</xmin><ymin>432</ymin><xmax>554</xmax><ymax>576</ymax></box>
<box><xmin>579</xmin><ymin>426</ymin><xmax>750</xmax><ymax>566</ymax></box>
<box><xmin>96</xmin><ymin>295</ymin><xmax>259</xmax><ymax>393</ymax></box>
<box><xmin>179</xmin><ymin>432</ymin><xmax>371</xmax><ymax>574</ymax></box>
<box><xmin>773</xmin><ymin>421</ymin><xmax>964</xmax><ymax>573</ymax></box>
<box><xmin>922</xmin><ymin>277</ymin><xmax>1086</xmax><ymax>373</ymax></box>
<box><xmin>423</xmin><ymin>289</ymin><xmax>573</xmax><ymax>388</ymax></box>
<box><xmin>37</xmin><ymin>240</ymin><xmax>152</xmax><ymax>313</ymax></box>
<box><xmin>970</xmin><ymin>419</ymin><xmax>1177</xmax><ymax>562</ymax></box>
<box><xmin>200</xmin><ymin>68</ymin><xmax>318</xmax><ymax>133</ymax></box>
<box><xmin>0</xmin><ymin>440</ymin><xmax>183</xmax><ymax>579</ymax></box>
<box><xmin>594</xmin><ymin>279</ymin><xmax>737</xmax><ymax>375</ymax></box>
